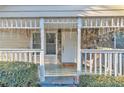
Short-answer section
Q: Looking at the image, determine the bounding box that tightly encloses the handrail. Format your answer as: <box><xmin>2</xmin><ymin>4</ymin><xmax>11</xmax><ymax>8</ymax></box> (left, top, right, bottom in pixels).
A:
<box><xmin>0</xmin><ymin>49</ymin><xmax>44</xmax><ymax>52</ymax></box>
<box><xmin>81</xmin><ymin>49</ymin><xmax>124</xmax><ymax>53</ymax></box>
<box><xmin>0</xmin><ymin>49</ymin><xmax>44</xmax><ymax>64</ymax></box>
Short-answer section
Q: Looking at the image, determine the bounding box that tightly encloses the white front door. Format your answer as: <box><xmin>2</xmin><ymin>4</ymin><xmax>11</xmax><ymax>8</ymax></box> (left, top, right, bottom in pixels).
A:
<box><xmin>61</xmin><ymin>31</ymin><xmax>77</xmax><ymax>63</ymax></box>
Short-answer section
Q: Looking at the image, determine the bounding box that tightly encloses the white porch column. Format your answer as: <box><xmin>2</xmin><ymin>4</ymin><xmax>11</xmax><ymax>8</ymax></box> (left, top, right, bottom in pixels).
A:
<box><xmin>39</xmin><ymin>18</ymin><xmax>45</xmax><ymax>82</ymax></box>
<box><xmin>77</xmin><ymin>17</ymin><xmax>82</xmax><ymax>75</ymax></box>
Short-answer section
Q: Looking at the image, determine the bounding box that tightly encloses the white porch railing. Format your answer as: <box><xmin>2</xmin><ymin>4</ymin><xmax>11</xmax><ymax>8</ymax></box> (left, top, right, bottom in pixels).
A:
<box><xmin>0</xmin><ymin>49</ymin><xmax>44</xmax><ymax>64</ymax></box>
<box><xmin>81</xmin><ymin>49</ymin><xmax>124</xmax><ymax>76</ymax></box>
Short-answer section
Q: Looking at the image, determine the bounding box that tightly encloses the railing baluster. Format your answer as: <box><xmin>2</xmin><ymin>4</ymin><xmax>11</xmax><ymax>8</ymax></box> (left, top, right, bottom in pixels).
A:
<box><xmin>35</xmin><ymin>19</ymin><xmax>37</xmax><ymax>28</ymax></box>
<box><xmin>90</xmin><ymin>19</ymin><xmax>92</xmax><ymax>27</ymax></box>
<box><xmin>0</xmin><ymin>52</ymin><xmax>2</xmax><ymax>61</ymax></box>
<box><xmin>24</xmin><ymin>52</ymin><xmax>27</xmax><ymax>62</ymax></box>
<box><xmin>84</xmin><ymin>53</ymin><xmax>87</xmax><ymax>74</ymax></box>
<box><xmin>6</xmin><ymin>52</ymin><xmax>8</xmax><ymax>62</ymax></box>
<box><xmin>105</xmin><ymin>53</ymin><xmax>107</xmax><ymax>75</ymax></box>
<box><xmin>0</xmin><ymin>52</ymin><xmax>1</xmax><ymax>61</ymax></box>
<box><xmin>114</xmin><ymin>53</ymin><xmax>118</xmax><ymax>76</ymax></box>
<box><xmin>100</xmin><ymin>19</ymin><xmax>103</xmax><ymax>26</ymax></box>
<box><xmin>11</xmin><ymin>19</ymin><xmax>13</xmax><ymax>28</ymax></box>
<box><xmin>90</xmin><ymin>53</ymin><xmax>92</xmax><ymax>74</ymax></box>
<box><xmin>2</xmin><ymin>52</ymin><xmax>3</xmax><ymax>61</ymax></box>
<box><xmin>30</xmin><ymin>19</ymin><xmax>32</xmax><ymax>28</ymax></box>
<box><xmin>109</xmin><ymin>53</ymin><xmax>112</xmax><ymax>76</ymax></box>
<box><xmin>25</xmin><ymin>19</ymin><xmax>27</xmax><ymax>28</ymax></box>
<box><xmin>1</xmin><ymin>19</ymin><xmax>3</xmax><ymax>28</ymax></box>
<box><xmin>29</xmin><ymin>52</ymin><xmax>32</xmax><ymax>62</ymax></box>
<box><xmin>19</xmin><ymin>53</ymin><xmax>22</xmax><ymax>62</ymax></box>
<box><xmin>20</xmin><ymin>19</ymin><xmax>22</xmax><ymax>27</ymax></box>
<box><xmin>1</xmin><ymin>52</ymin><xmax>3</xmax><ymax>61</ymax></box>
<box><xmin>99</xmin><ymin>53</ymin><xmax>102</xmax><ymax>75</ymax></box>
<box><xmin>119</xmin><ymin>53</ymin><xmax>122</xmax><ymax>76</ymax></box>
<box><xmin>34</xmin><ymin>52</ymin><xmax>37</xmax><ymax>64</ymax></box>
<box><xmin>15</xmin><ymin>19</ymin><xmax>18</xmax><ymax>27</ymax></box>
<box><xmin>94</xmin><ymin>53</ymin><xmax>97</xmax><ymax>74</ymax></box>
<box><xmin>15</xmin><ymin>52</ymin><xmax>18</xmax><ymax>62</ymax></box>
<box><xmin>112</xmin><ymin>18</ymin><xmax>114</xmax><ymax>26</ymax></box>
<box><xmin>121</xmin><ymin>17</ymin><xmax>123</xmax><ymax>27</ymax></box>
<box><xmin>10</xmin><ymin>52</ymin><xmax>13</xmax><ymax>62</ymax></box>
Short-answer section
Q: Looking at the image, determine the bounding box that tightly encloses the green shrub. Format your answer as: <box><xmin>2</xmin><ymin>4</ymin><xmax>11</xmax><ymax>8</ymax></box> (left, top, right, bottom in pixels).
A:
<box><xmin>79</xmin><ymin>75</ymin><xmax>124</xmax><ymax>87</ymax></box>
<box><xmin>0</xmin><ymin>62</ymin><xmax>39</xmax><ymax>87</ymax></box>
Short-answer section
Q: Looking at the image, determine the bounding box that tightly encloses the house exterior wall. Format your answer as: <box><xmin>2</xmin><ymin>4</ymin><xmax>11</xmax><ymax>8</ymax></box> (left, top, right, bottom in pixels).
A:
<box><xmin>0</xmin><ymin>29</ymin><xmax>32</xmax><ymax>48</ymax></box>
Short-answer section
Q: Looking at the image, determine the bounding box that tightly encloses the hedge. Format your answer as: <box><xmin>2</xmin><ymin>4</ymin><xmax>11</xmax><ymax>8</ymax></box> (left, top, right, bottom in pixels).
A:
<box><xmin>0</xmin><ymin>62</ymin><xmax>40</xmax><ymax>87</ymax></box>
<box><xmin>79</xmin><ymin>75</ymin><xmax>124</xmax><ymax>87</ymax></box>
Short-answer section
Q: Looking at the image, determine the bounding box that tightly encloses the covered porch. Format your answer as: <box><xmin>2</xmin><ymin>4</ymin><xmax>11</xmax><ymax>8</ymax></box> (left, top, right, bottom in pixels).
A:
<box><xmin>0</xmin><ymin>18</ymin><xmax>80</xmax><ymax>78</ymax></box>
<box><xmin>1</xmin><ymin>17</ymin><xmax>124</xmax><ymax>80</ymax></box>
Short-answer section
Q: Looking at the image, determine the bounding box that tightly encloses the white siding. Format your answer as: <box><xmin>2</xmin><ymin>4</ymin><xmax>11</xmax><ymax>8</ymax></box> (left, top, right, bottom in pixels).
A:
<box><xmin>0</xmin><ymin>30</ymin><xmax>31</xmax><ymax>48</ymax></box>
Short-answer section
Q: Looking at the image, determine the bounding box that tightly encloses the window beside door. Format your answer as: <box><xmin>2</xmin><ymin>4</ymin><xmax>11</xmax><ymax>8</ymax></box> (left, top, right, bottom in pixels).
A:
<box><xmin>32</xmin><ymin>33</ymin><xmax>41</xmax><ymax>49</ymax></box>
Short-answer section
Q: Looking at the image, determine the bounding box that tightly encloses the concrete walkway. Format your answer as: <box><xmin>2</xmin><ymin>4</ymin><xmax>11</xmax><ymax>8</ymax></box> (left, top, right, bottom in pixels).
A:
<box><xmin>41</xmin><ymin>76</ymin><xmax>79</xmax><ymax>87</ymax></box>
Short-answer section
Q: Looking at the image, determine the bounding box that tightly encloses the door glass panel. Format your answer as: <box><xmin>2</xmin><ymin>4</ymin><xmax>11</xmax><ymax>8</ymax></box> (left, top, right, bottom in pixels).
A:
<box><xmin>46</xmin><ymin>33</ymin><xmax>56</xmax><ymax>54</ymax></box>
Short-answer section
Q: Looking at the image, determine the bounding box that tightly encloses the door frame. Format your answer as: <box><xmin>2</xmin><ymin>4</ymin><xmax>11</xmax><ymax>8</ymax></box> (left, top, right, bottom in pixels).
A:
<box><xmin>44</xmin><ymin>30</ymin><xmax>58</xmax><ymax>64</ymax></box>
<box><xmin>31</xmin><ymin>30</ymin><xmax>58</xmax><ymax>64</ymax></box>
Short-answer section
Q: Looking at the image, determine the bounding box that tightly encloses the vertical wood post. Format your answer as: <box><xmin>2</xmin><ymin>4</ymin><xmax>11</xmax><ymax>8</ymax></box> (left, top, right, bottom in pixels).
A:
<box><xmin>77</xmin><ymin>17</ymin><xmax>82</xmax><ymax>75</ymax></box>
<box><xmin>39</xmin><ymin>18</ymin><xmax>45</xmax><ymax>82</ymax></box>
